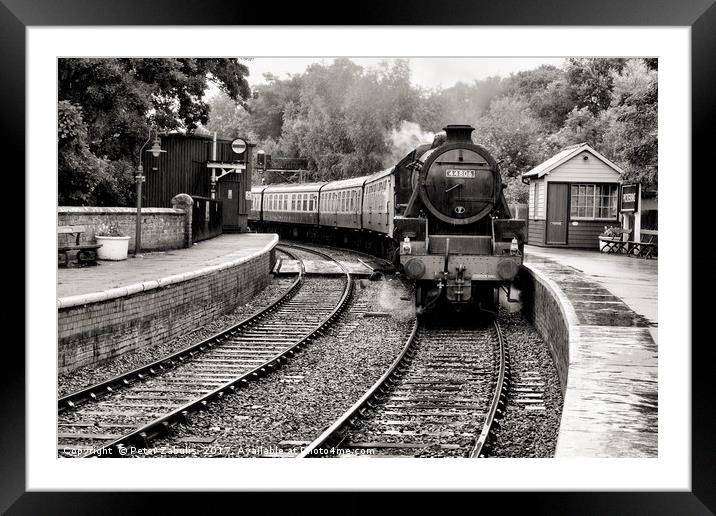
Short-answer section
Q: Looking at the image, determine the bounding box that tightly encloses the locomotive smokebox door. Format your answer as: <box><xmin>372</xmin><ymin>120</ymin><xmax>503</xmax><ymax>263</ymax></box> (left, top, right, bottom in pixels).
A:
<box><xmin>417</xmin><ymin>125</ymin><xmax>502</xmax><ymax>226</ymax></box>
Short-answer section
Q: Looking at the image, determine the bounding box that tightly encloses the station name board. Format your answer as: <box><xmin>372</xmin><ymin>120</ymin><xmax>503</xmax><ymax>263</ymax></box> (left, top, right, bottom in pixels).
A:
<box><xmin>621</xmin><ymin>183</ymin><xmax>639</xmax><ymax>213</ymax></box>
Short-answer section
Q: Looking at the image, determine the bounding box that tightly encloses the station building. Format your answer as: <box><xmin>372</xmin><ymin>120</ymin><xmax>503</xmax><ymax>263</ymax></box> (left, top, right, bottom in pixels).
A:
<box><xmin>522</xmin><ymin>143</ymin><xmax>624</xmax><ymax>249</ymax></box>
<box><xmin>144</xmin><ymin>133</ymin><xmax>255</xmax><ymax>233</ymax></box>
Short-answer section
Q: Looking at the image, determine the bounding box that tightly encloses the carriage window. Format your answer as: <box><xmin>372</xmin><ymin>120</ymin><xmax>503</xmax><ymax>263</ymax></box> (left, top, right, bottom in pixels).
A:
<box><xmin>302</xmin><ymin>194</ymin><xmax>307</xmax><ymax>211</ymax></box>
<box><xmin>309</xmin><ymin>196</ymin><xmax>314</xmax><ymax>211</ymax></box>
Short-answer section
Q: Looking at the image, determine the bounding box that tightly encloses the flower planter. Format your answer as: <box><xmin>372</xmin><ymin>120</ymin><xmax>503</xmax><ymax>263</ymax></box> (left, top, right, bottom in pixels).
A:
<box><xmin>96</xmin><ymin>235</ymin><xmax>130</xmax><ymax>260</ymax></box>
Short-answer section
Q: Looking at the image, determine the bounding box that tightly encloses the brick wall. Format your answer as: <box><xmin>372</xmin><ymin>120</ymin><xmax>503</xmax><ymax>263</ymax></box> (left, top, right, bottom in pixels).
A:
<box><xmin>58</xmin><ymin>206</ymin><xmax>189</xmax><ymax>252</ymax></box>
<box><xmin>58</xmin><ymin>249</ymin><xmax>273</xmax><ymax>373</ymax></box>
<box><xmin>518</xmin><ymin>265</ymin><xmax>571</xmax><ymax>394</ymax></box>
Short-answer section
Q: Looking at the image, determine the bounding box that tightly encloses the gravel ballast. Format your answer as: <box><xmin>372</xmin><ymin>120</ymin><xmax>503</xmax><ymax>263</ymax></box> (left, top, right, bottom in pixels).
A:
<box><xmin>136</xmin><ymin>275</ymin><xmax>415</xmax><ymax>458</ymax></box>
<box><xmin>489</xmin><ymin>307</ymin><xmax>564</xmax><ymax>458</ymax></box>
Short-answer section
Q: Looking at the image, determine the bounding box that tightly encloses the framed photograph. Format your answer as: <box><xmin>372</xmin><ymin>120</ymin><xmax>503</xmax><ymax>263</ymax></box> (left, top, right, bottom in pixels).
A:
<box><xmin>6</xmin><ymin>0</ymin><xmax>710</xmax><ymax>512</ymax></box>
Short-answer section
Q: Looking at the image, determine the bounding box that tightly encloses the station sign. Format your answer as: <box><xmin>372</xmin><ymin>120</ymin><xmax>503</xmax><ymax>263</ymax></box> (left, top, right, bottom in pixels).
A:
<box><xmin>620</xmin><ymin>183</ymin><xmax>639</xmax><ymax>213</ymax></box>
<box><xmin>231</xmin><ymin>138</ymin><xmax>247</xmax><ymax>155</ymax></box>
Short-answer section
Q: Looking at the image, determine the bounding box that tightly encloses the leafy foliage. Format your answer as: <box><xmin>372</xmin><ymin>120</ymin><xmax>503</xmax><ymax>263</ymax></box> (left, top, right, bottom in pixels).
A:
<box><xmin>59</xmin><ymin>57</ymin><xmax>658</xmax><ymax>207</ymax></box>
<box><xmin>204</xmin><ymin>57</ymin><xmax>657</xmax><ymax>196</ymax></box>
<box><xmin>58</xmin><ymin>58</ymin><xmax>250</xmax><ymax>206</ymax></box>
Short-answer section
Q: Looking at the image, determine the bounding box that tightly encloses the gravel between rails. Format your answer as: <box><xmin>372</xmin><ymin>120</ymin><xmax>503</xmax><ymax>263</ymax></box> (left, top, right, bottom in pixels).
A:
<box><xmin>57</xmin><ymin>274</ymin><xmax>298</xmax><ymax>398</ymax></box>
<box><xmin>488</xmin><ymin>307</ymin><xmax>564</xmax><ymax>458</ymax></box>
<box><xmin>134</xmin><ymin>275</ymin><xmax>415</xmax><ymax>458</ymax></box>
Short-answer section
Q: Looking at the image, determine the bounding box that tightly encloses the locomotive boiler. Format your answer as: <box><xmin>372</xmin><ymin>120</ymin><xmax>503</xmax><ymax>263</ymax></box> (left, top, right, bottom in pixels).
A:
<box><xmin>248</xmin><ymin>124</ymin><xmax>526</xmax><ymax>313</ymax></box>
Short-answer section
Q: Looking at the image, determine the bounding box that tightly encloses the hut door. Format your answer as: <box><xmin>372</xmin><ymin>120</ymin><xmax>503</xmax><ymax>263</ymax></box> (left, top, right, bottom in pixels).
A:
<box><xmin>217</xmin><ymin>176</ymin><xmax>240</xmax><ymax>230</ymax></box>
<box><xmin>546</xmin><ymin>183</ymin><xmax>568</xmax><ymax>245</ymax></box>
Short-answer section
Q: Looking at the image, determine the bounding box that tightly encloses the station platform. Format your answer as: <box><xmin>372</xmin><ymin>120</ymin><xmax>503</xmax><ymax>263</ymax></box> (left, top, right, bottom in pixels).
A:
<box><xmin>57</xmin><ymin>233</ymin><xmax>278</xmax><ymax>373</ymax></box>
<box><xmin>522</xmin><ymin>246</ymin><xmax>657</xmax><ymax>458</ymax></box>
<box><xmin>525</xmin><ymin>246</ymin><xmax>658</xmax><ymax>342</ymax></box>
<box><xmin>58</xmin><ymin>233</ymin><xmax>278</xmax><ymax>301</ymax></box>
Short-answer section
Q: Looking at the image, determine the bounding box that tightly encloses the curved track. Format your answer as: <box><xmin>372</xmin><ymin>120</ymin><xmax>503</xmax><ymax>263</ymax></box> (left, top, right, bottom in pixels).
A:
<box><xmin>298</xmin><ymin>315</ymin><xmax>508</xmax><ymax>458</ymax></box>
<box><xmin>57</xmin><ymin>244</ymin><xmax>353</xmax><ymax>458</ymax></box>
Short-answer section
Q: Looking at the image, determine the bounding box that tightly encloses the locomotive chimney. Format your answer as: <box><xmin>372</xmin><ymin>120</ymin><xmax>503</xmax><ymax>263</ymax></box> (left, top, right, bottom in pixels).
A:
<box><xmin>443</xmin><ymin>124</ymin><xmax>475</xmax><ymax>143</ymax></box>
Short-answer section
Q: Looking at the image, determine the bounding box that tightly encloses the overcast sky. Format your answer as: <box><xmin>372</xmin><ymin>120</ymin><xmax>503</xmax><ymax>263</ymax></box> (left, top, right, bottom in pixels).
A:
<box><xmin>241</xmin><ymin>57</ymin><xmax>565</xmax><ymax>90</ymax></box>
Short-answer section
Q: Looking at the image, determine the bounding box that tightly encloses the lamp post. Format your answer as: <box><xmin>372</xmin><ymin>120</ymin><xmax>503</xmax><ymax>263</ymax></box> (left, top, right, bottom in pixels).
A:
<box><xmin>134</xmin><ymin>127</ymin><xmax>165</xmax><ymax>256</ymax></box>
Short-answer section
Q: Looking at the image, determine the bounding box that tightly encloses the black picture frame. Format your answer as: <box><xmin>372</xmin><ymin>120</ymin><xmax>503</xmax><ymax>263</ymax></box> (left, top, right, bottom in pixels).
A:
<box><xmin>5</xmin><ymin>0</ymin><xmax>711</xmax><ymax>513</ymax></box>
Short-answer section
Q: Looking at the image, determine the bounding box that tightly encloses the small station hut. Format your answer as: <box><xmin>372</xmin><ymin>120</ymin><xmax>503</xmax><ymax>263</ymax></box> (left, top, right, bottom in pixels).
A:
<box><xmin>522</xmin><ymin>143</ymin><xmax>623</xmax><ymax>248</ymax></box>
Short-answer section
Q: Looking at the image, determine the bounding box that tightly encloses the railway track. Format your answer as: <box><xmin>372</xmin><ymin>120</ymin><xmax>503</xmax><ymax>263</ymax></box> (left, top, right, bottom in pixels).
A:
<box><xmin>57</xmin><ymin>244</ymin><xmax>353</xmax><ymax>458</ymax></box>
<box><xmin>298</xmin><ymin>315</ymin><xmax>509</xmax><ymax>458</ymax></box>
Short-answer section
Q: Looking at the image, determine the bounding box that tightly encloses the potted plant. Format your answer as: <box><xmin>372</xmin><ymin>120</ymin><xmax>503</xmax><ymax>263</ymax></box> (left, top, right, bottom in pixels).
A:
<box><xmin>95</xmin><ymin>222</ymin><xmax>131</xmax><ymax>260</ymax></box>
<box><xmin>598</xmin><ymin>226</ymin><xmax>630</xmax><ymax>252</ymax></box>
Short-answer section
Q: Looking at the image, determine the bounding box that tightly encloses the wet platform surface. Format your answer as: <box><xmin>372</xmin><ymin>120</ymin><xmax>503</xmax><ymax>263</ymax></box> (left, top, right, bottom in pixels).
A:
<box><xmin>523</xmin><ymin>247</ymin><xmax>658</xmax><ymax>458</ymax></box>
<box><xmin>526</xmin><ymin>245</ymin><xmax>657</xmax><ymax>342</ymax></box>
<box><xmin>274</xmin><ymin>259</ymin><xmax>374</xmax><ymax>277</ymax></box>
<box><xmin>58</xmin><ymin>233</ymin><xmax>278</xmax><ymax>300</ymax></box>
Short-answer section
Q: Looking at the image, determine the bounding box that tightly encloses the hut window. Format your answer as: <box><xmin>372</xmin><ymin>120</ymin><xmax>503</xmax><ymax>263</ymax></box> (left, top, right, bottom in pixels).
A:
<box><xmin>570</xmin><ymin>184</ymin><xmax>618</xmax><ymax>219</ymax></box>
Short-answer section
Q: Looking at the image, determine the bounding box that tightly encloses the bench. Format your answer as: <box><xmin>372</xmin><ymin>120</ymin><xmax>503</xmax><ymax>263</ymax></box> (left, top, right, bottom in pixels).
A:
<box><xmin>602</xmin><ymin>230</ymin><xmax>657</xmax><ymax>258</ymax></box>
<box><xmin>58</xmin><ymin>225</ymin><xmax>102</xmax><ymax>267</ymax></box>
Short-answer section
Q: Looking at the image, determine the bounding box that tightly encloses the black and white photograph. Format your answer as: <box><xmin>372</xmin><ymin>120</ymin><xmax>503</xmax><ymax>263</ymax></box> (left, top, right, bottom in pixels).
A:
<box><xmin>55</xmin><ymin>55</ymin><xmax>658</xmax><ymax>461</ymax></box>
<box><xmin>9</xmin><ymin>16</ymin><xmax>700</xmax><ymax>504</ymax></box>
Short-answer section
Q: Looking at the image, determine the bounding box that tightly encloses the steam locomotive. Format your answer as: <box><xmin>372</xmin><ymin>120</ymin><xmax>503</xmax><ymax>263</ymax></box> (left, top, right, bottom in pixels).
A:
<box><xmin>249</xmin><ymin>124</ymin><xmax>525</xmax><ymax>312</ymax></box>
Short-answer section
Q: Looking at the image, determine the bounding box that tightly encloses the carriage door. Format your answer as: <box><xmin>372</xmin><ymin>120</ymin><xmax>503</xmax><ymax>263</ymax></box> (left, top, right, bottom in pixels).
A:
<box><xmin>217</xmin><ymin>173</ymin><xmax>240</xmax><ymax>231</ymax></box>
<box><xmin>546</xmin><ymin>183</ymin><xmax>568</xmax><ymax>245</ymax></box>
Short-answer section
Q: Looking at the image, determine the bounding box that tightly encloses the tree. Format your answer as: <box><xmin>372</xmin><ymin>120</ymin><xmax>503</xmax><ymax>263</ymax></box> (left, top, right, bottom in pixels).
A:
<box><xmin>246</xmin><ymin>73</ymin><xmax>303</xmax><ymax>140</ymax></box>
<box><xmin>264</xmin><ymin>58</ymin><xmax>420</xmax><ymax>180</ymax></box>
<box><xmin>58</xmin><ymin>58</ymin><xmax>251</xmax><ymax>205</ymax></box>
<box><xmin>564</xmin><ymin>58</ymin><xmax>627</xmax><ymax>115</ymax></box>
<box><xmin>416</xmin><ymin>77</ymin><xmax>505</xmax><ymax>132</ymax></box>
<box><xmin>601</xmin><ymin>59</ymin><xmax>658</xmax><ymax>187</ymax></box>
<box><xmin>203</xmin><ymin>89</ymin><xmax>252</xmax><ymax>139</ymax></box>
<box><xmin>474</xmin><ymin>96</ymin><xmax>548</xmax><ymax>180</ymax></box>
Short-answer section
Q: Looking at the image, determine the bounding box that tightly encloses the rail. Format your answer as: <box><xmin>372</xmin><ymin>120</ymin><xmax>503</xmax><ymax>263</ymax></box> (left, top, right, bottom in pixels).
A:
<box><xmin>298</xmin><ymin>319</ymin><xmax>419</xmax><ymax>457</ymax></box>
<box><xmin>299</xmin><ymin>314</ymin><xmax>508</xmax><ymax>458</ymax></box>
<box><xmin>58</xmin><ymin>244</ymin><xmax>353</xmax><ymax>458</ymax></box>
<box><xmin>470</xmin><ymin>316</ymin><xmax>508</xmax><ymax>457</ymax></box>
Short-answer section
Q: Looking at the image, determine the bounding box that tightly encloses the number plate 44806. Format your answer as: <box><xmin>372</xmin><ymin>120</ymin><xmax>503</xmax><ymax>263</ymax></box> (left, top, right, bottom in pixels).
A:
<box><xmin>445</xmin><ymin>169</ymin><xmax>476</xmax><ymax>178</ymax></box>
